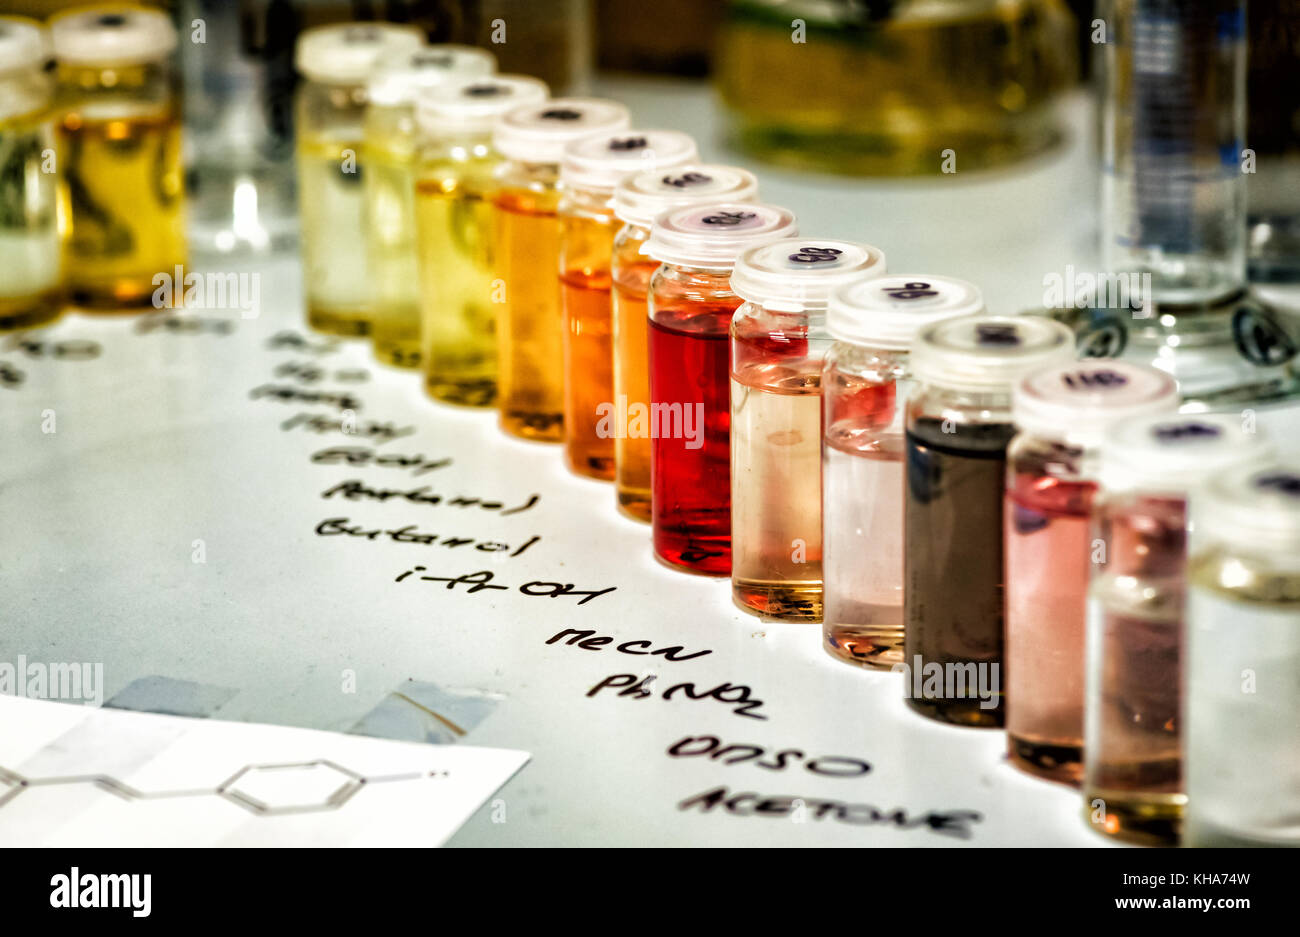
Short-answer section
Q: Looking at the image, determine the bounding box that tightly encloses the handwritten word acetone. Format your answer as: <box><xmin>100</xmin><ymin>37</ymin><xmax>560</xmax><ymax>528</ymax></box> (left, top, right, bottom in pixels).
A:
<box><xmin>587</xmin><ymin>674</ymin><xmax>768</xmax><ymax>720</ymax></box>
<box><xmin>395</xmin><ymin>568</ymin><xmax>617</xmax><ymax>605</ymax></box>
<box><xmin>323</xmin><ymin>479</ymin><xmax>540</xmax><ymax>515</ymax></box>
<box><xmin>317</xmin><ymin>518</ymin><xmax>540</xmax><ymax>556</ymax></box>
<box><xmin>311</xmin><ymin>446</ymin><xmax>452</xmax><ymax>477</ymax></box>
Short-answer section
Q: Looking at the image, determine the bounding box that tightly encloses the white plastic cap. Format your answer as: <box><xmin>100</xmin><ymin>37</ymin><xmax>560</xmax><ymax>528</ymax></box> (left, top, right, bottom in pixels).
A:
<box><xmin>910</xmin><ymin>315</ymin><xmax>1076</xmax><ymax>393</ymax></box>
<box><xmin>644</xmin><ymin>203</ymin><xmax>797</xmax><ymax>269</ymax></box>
<box><xmin>828</xmin><ymin>274</ymin><xmax>984</xmax><ymax>349</ymax></box>
<box><xmin>1012</xmin><ymin>361</ymin><xmax>1180</xmax><ymax>447</ymax></box>
<box><xmin>294</xmin><ymin>22</ymin><xmax>424</xmax><ymax>85</ymax></box>
<box><xmin>613</xmin><ymin>164</ymin><xmax>758</xmax><ymax>228</ymax></box>
<box><xmin>0</xmin><ymin>17</ymin><xmax>48</xmax><ymax>73</ymax></box>
<box><xmin>415</xmin><ymin>75</ymin><xmax>548</xmax><ymax>136</ymax></box>
<box><xmin>50</xmin><ymin>5</ymin><xmax>176</xmax><ymax>66</ymax></box>
<box><xmin>1098</xmin><ymin>413</ymin><xmax>1276</xmax><ymax>494</ymax></box>
<box><xmin>560</xmin><ymin>129</ymin><xmax>698</xmax><ymax>192</ymax></box>
<box><xmin>492</xmin><ymin>98</ymin><xmax>630</xmax><ymax>164</ymax></box>
<box><xmin>731</xmin><ymin>238</ymin><xmax>886</xmax><ymax>312</ymax></box>
<box><xmin>1196</xmin><ymin>463</ymin><xmax>1300</xmax><ymax>554</ymax></box>
<box><xmin>366</xmin><ymin>44</ymin><xmax>496</xmax><ymax>107</ymax></box>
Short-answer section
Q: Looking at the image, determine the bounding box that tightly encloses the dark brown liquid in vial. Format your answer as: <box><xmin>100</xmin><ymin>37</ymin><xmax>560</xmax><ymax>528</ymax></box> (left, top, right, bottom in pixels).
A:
<box><xmin>903</xmin><ymin>417</ymin><xmax>1016</xmax><ymax>728</ymax></box>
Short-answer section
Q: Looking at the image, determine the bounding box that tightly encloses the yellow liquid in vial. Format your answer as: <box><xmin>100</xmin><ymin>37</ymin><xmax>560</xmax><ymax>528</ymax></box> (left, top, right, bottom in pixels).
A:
<box><xmin>0</xmin><ymin>107</ymin><xmax>62</xmax><ymax>330</ymax></box>
<box><xmin>58</xmin><ymin>108</ymin><xmax>185</xmax><ymax>309</ymax></box>
<box><xmin>297</xmin><ymin>134</ymin><xmax>370</xmax><ymax>336</ymax></box>
<box><xmin>365</xmin><ymin>137</ymin><xmax>422</xmax><ymax>368</ymax></box>
<box><xmin>415</xmin><ymin>166</ymin><xmax>498</xmax><ymax>407</ymax></box>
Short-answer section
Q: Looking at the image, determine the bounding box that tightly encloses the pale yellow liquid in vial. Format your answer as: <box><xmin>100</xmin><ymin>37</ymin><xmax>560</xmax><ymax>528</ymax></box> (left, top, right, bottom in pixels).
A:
<box><xmin>297</xmin><ymin>134</ymin><xmax>370</xmax><ymax>336</ymax></box>
<box><xmin>364</xmin><ymin>136</ymin><xmax>422</xmax><ymax>367</ymax></box>
<box><xmin>0</xmin><ymin>108</ymin><xmax>61</xmax><ymax>329</ymax></box>
<box><xmin>414</xmin><ymin>160</ymin><xmax>498</xmax><ymax>407</ymax></box>
<box><xmin>59</xmin><ymin>107</ymin><xmax>185</xmax><ymax>308</ymax></box>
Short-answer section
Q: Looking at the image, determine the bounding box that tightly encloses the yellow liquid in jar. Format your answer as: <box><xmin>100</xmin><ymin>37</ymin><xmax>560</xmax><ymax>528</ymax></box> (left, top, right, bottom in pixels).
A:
<box><xmin>364</xmin><ymin>134</ymin><xmax>422</xmax><ymax>368</ymax></box>
<box><xmin>297</xmin><ymin>133</ymin><xmax>370</xmax><ymax>336</ymax></box>
<box><xmin>0</xmin><ymin>106</ymin><xmax>62</xmax><ymax>329</ymax></box>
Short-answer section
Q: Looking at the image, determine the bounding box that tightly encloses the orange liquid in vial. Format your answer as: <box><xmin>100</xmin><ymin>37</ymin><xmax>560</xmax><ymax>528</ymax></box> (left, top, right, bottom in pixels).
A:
<box><xmin>562</xmin><ymin>267</ymin><xmax>615</xmax><ymax>479</ymax></box>
<box><xmin>612</xmin><ymin>259</ymin><xmax>658</xmax><ymax>520</ymax></box>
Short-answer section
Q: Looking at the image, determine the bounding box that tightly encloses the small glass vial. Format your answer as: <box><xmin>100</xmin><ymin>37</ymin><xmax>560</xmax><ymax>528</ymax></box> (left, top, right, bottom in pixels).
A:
<box><xmin>0</xmin><ymin>16</ymin><xmax>60</xmax><ymax>330</ymax></box>
<box><xmin>559</xmin><ymin>129</ymin><xmax>698</xmax><ymax>480</ymax></box>
<box><xmin>414</xmin><ymin>75</ymin><xmax>548</xmax><ymax>408</ymax></box>
<box><xmin>492</xmin><ymin>98</ymin><xmax>629</xmax><ymax>442</ymax></box>
<box><xmin>610</xmin><ymin>164</ymin><xmax>759</xmax><ymax>521</ymax></box>
<box><xmin>364</xmin><ymin>45</ymin><xmax>496</xmax><ymax>368</ymax></box>
<box><xmin>1084</xmin><ymin>413</ymin><xmax>1274</xmax><ymax>846</ymax></box>
<box><xmin>730</xmin><ymin>239</ymin><xmax>886</xmax><ymax>620</ymax></box>
<box><xmin>904</xmin><ymin>315</ymin><xmax>1075</xmax><ymax>728</ymax></box>
<box><xmin>294</xmin><ymin>23</ymin><xmax>424</xmax><ymax>337</ymax></box>
<box><xmin>645</xmin><ymin>203</ymin><xmax>797</xmax><ymax>575</ymax></box>
<box><xmin>822</xmin><ymin>275</ymin><xmax>984</xmax><ymax>670</ymax></box>
<box><xmin>1004</xmin><ymin>361</ymin><xmax>1179</xmax><ymax>785</ymax></box>
<box><xmin>51</xmin><ymin>6</ymin><xmax>185</xmax><ymax>309</ymax></box>
<box><xmin>1186</xmin><ymin>464</ymin><xmax>1300</xmax><ymax>847</ymax></box>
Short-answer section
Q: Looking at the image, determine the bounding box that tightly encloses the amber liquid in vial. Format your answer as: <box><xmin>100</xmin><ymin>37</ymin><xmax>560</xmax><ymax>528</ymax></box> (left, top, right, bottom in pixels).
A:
<box><xmin>612</xmin><ymin>255</ymin><xmax>658</xmax><ymax>520</ymax></box>
<box><xmin>298</xmin><ymin>134</ymin><xmax>371</xmax><ymax>336</ymax></box>
<box><xmin>0</xmin><ymin>108</ymin><xmax>61</xmax><ymax>329</ymax></box>
<box><xmin>59</xmin><ymin>108</ymin><xmax>185</xmax><ymax>309</ymax></box>
<box><xmin>365</xmin><ymin>135</ymin><xmax>423</xmax><ymax>367</ymax></box>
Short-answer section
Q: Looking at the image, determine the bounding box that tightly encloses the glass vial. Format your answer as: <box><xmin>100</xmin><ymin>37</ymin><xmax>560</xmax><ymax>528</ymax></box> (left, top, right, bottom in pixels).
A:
<box><xmin>51</xmin><ymin>6</ymin><xmax>185</xmax><ymax>310</ymax></box>
<box><xmin>610</xmin><ymin>164</ymin><xmax>759</xmax><ymax>521</ymax></box>
<box><xmin>414</xmin><ymin>75</ymin><xmax>548</xmax><ymax>407</ymax></box>
<box><xmin>293</xmin><ymin>23</ymin><xmax>424</xmax><ymax>337</ymax></box>
<box><xmin>558</xmin><ymin>129</ymin><xmax>698</xmax><ymax>479</ymax></box>
<box><xmin>0</xmin><ymin>16</ymin><xmax>60</xmax><ymax>331</ymax></box>
<box><xmin>645</xmin><ymin>203</ymin><xmax>797</xmax><ymax>575</ymax></box>
<box><xmin>1004</xmin><ymin>361</ymin><xmax>1178</xmax><ymax>785</ymax></box>
<box><xmin>822</xmin><ymin>275</ymin><xmax>984</xmax><ymax>670</ymax></box>
<box><xmin>491</xmin><ymin>98</ymin><xmax>629</xmax><ymax>441</ymax></box>
<box><xmin>904</xmin><ymin>315</ymin><xmax>1075</xmax><ymax>727</ymax></box>
<box><xmin>730</xmin><ymin>239</ymin><xmax>886</xmax><ymax>620</ymax></box>
<box><xmin>1186</xmin><ymin>463</ymin><xmax>1300</xmax><ymax>847</ymax></box>
<box><xmin>1084</xmin><ymin>412</ymin><xmax>1274</xmax><ymax>845</ymax></box>
<box><xmin>365</xmin><ymin>45</ymin><xmax>496</xmax><ymax>368</ymax></box>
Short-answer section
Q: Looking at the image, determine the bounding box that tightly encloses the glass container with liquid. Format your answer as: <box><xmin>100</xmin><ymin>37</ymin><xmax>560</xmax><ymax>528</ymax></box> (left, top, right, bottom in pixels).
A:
<box><xmin>558</xmin><ymin>129</ymin><xmax>698</xmax><ymax>479</ymax></box>
<box><xmin>0</xmin><ymin>16</ymin><xmax>60</xmax><ymax>330</ymax></box>
<box><xmin>50</xmin><ymin>5</ymin><xmax>185</xmax><ymax>310</ymax></box>
<box><xmin>730</xmin><ymin>238</ymin><xmax>886</xmax><ymax>620</ymax></box>
<box><xmin>904</xmin><ymin>315</ymin><xmax>1075</xmax><ymax>727</ymax></box>
<box><xmin>413</xmin><ymin>74</ymin><xmax>548</xmax><ymax>407</ymax></box>
<box><xmin>1004</xmin><ymin>361</ymin><xmax>1178</xmax><ymax>785</ymax></box>
<box><xmin>364</xmin><ymin>45</ymin><xmax>496</xmax><ymax>368</ymax></box>
<box><xmin>1084</xmin><ymin>412</ymin><xmax>1274</xmax><ymax>845</ymax></box>
<box><xmin>610</xmin><ymin>164</ymin><xmax>758</xmax><ymax>521</ymax></box>
<box><xmin>294</xmin><ymin>22</ymin><xmax>424</xmax><ymax>336</ymax></box>
<box><xmin>1186</xmin><ymin>463</ymin><xmax>1300</xmax><ymax>847</ymax></box>
<box><xmin>822</xmin><ymin>275</ymin><xmax>984</xmax><ymax>670</ymax></box>
<box><xmin>491</xmin><ymin>98</ymin><xmax>629</xmax><ymax>441</ymax></box>
<box><xmin>645</xmin><ymin>202</ymin><xmax>797</xmax><ymax>575</ymax></box>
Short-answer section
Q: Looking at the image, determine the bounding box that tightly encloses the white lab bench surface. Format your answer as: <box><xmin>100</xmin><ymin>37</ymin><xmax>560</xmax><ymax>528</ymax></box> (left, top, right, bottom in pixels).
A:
<box><xmin>2</xmin><ymin>78</ymin><xmax>1296</xmax><ymax>848</ymax></box>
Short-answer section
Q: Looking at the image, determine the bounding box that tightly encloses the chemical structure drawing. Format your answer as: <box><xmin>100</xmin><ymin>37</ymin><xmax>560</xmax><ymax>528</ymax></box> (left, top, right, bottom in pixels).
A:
<box><xmin>0</xmin><ymin>760</ymin><xmax>450</xmax><ymax>816</ymax></box>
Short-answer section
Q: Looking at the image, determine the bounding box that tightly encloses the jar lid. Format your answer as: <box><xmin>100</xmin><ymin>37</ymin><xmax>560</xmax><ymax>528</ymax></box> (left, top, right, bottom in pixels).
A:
<box><xmin>643</xmin><ymin>202</ymin><xmax>798</xmax><ymax>269</ymax></box>
<box><xmin>730</xmin><ymin>239</ymin><xmax>886</xmax><ymax>312</ymax></box>
<box><xmin>910</xmin><ymin>315</ymin><xmax>1076</xmax><ymax>393</ymax></box>
<box><xmin>493</xmin><ymin>98</ymin><xmax>630</xmax><ymax>164</ymax></box>
<box><xmin>1012</xmin><ymin>362</ymin><xmax>1180</xmax><ymax>447</ymax></box>
<box><xmin>50</xmin><ymin>5</ymin><xmax>176</xmax><ymax>66</ymax></box>
<box><xmin>416</xmin><ymin>75</ymin><xmax>548</xmax><ymax>136</ymax></box>
<box><xmin>367</xmin><ymin>44</ymin><xmax>496</xmax><ymax>106</ymax></box>
<box><xmin>612</xmin><ymin>164</ymin><xmax>759</xmax><ymax>228</ymax></box>
<box><xmin>0</xmin><ymin>16</ymin><xmax>48</xmax><ymax>73</ymax></box>
<box><xmin>827</xmin><ymin>274</ymin><xmax>984</xmax><ymax>349</ymax></box>
<box><xmin>1098</xmin><ymin>413</ymin><xmax>1276</xmax><ymax>494</ymax></box>
<box><xmin>560</xmin><ymin>129</ymin><xmax>698</xmax><ymax>192</ymax></box>
<box><xmin>294</xmin><ymin>22</ymin><xmax>424</xmax><ymax>85</ymax></box>
<box><xmin>1196</xmin><ymin>463</ymin><xmax>1300</xmax><ymax>554</ymax></box>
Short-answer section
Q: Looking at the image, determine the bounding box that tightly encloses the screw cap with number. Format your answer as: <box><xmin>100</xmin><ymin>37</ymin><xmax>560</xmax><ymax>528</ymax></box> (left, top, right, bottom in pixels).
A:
<box><xmin>50</xmin><ymin>5</ymin><xmax>177</xmax><ymax>66</ymax></box>
<box><xmin>493</xmin><ymin>98</ymin><xmax>630</xmax><ymax>163</ymax></box>
<box><xmin>0</xmin><ymin>16</ymin><xmax>49</xmax><ymax>74</ymax></box>
<box><xmin>416</xmin><ymin>75</ymin><xmax>548</xmax><ymax>135</ymax></box>
<box><xmin>367</xmin><ymin>45</ymin><xmax>496</xmax><ymax>106</ymax></box>
<box><xmin>910</xmin><ymin>315</ymin><xmax>1076</xmax><ymax>393</ymax></box>
<box><xmin>1196</xmin><ymin>462</ymin><xmax>1300</xmax><ymax>553</ymax></box>
<box><xmin>828</xmin><ymin>273</ymin><xmax>983</xmax><ymax>349</ymax></box>
<box><xmin>294</xmin><ymin>22</ymin><xmax>424</xmax><ymax>84</ymax></box>
<box><xmin>1012</xmin><ymin>361</ymin><xmax>1179</xmax><ymax>447</ymax></box>
<box><xmin>731</xmin><ymin>239</ymin><xmax>886</xmax><ymax>312</ymax></box>
<box><xmin>561</xmin><ymin>129</ymin><xmax>698</xmax><ymax>192</ymax></box>
<box><xmin>644</xmin><ymin>203</ymin><xmax>797</xmax><ymax>269</ymax></box>
<box><xmin>1098</xmin><ymin>413</ymin><xmax>1275</xmax><ymax>493</ymax></box>
<box><xmin>613</xmin><ymin>164</ymin><xmax>758</xmax><ymax>228</ymax></box>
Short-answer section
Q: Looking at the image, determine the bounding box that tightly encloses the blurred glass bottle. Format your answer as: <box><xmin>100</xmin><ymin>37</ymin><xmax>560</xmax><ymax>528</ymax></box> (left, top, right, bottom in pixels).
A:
<box><xmin>459</xmin><ymin>0</ymin><xmax>591</xmax><ymax>94</ymax></box>
<box><xmin>715</xmin><ymin>0</ymin><xmax>1077</xmax><ymax>176</ymax></box>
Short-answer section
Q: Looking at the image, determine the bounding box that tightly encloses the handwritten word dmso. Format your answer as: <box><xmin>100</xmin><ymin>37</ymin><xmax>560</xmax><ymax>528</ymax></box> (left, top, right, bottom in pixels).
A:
<box><xmin>317</xmin><ymin>518</ymin><xmax>540</xmax><ymax>556</ymax></box>
<box><xmin>678</xmin><ymin>787</ymin><xmax>983</xmax><ymax>840</ymax></box>
<box><xmin>395</xmin><ymin>568</ymin><xmax>616</xmax><ymax>605</ymax></box>
<box><xmin>587</xmin><ymin>674</ymin><xmax>767</xmax><ymax>720</ymax></box>
<box><xmin>323</xmin><ymin>480</ymin><xmax>539</xmax><ymax>515</ymax></box>
<box><xmin>250</xmin><ymin>383</ymin><xmax>363</xmax><ymax>411</ymax></box>
<box><xmin>311</xmin><ymin>446</ymin><xmax>451</xmax><ymax>477</ymax></box>
<box><xmin>282</xmin><ymin>413</ymin><xmax>415</xmax><ymax>444</ymax></box>
<box><xmin>546</xmin><ymin>629</ymin><xmax>710</xmax><ymax>662</ymax></box>
<box><xmin>667</xmin><ymin>736</ymin><xmax>870</xmax><ymax>777</ymax></box>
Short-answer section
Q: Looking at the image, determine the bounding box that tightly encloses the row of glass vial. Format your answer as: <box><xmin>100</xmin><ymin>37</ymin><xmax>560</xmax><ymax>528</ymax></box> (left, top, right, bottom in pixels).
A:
<box><xmin>0</xmin><ymin>7</ymin><xmax>186</xmax><ymax>328</ymax></box>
